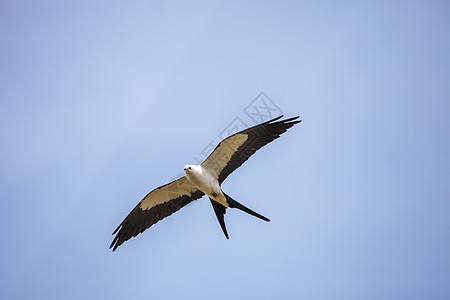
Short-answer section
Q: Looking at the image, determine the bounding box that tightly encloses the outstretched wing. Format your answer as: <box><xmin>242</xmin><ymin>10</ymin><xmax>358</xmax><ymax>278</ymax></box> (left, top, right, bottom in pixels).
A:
<box><xmin>110</xmin><ymin>177</ymin><xmax>204</xmax><ymax>251</ymax></box>
<box><xmin>201</xmin><ymin>116</ymin><xmax>301</xmax><ymax>184</ymax></box>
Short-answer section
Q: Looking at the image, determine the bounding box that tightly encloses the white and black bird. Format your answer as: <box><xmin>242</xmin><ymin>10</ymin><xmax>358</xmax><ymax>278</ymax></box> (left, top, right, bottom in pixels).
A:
<box><xmin>110</xmin><ymin>115</ymin><xmax>301</xmax><ymax>251</ymax></box>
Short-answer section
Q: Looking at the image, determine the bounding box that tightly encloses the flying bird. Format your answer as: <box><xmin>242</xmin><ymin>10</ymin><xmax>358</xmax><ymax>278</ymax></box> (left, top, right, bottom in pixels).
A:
<box><xmin>110</xmin><ymin>115</ymin><xmax>301</xmax><ymax>251</ymax></box>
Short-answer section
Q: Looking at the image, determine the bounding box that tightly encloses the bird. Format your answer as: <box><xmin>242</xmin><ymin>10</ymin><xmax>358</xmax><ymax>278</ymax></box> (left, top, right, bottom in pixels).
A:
<box><xmin>110</xmin><ymin>115</ymin><xmax>301</xmax><ymax>251</ymax></box>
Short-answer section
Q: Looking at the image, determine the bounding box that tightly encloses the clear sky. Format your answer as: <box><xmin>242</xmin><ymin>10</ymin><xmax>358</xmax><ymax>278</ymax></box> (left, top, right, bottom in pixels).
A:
<box><xmin>1</xmin><ymin>1</ymin><xmax>449</xmax><ymax>299</ymax></box>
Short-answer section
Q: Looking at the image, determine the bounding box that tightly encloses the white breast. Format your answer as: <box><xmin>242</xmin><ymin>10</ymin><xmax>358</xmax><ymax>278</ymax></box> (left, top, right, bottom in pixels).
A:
<box><xmin>185</xmin><ymin>165</ymin><xmax>227</xmax><ymax>206</ymax></box>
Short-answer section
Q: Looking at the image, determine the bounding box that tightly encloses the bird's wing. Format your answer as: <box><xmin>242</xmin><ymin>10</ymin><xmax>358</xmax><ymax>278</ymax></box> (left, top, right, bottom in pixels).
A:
<box><xmin>110</xmin><ymin>176</ymin><xmax>204</xmax><ymax>251</ymax></box>
<box><xmin>201</xmin><ymin>115</ymin><xmax>301</xmax><ymax>184</ymax></box>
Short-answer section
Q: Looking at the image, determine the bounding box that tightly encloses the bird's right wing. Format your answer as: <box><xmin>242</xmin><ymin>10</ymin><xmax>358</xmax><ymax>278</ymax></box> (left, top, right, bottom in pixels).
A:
<box><xmin>110</xmin><ymin>176</ymin><xmax>204</xmax><ymax>251</ymax></box>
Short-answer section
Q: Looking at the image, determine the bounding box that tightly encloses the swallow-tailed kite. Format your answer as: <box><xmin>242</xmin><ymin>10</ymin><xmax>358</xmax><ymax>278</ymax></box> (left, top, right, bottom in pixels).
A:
<box><xmin>110</xmin><ymin>115</ymin><xmax>301</xmax><ymax>251</ymax></box>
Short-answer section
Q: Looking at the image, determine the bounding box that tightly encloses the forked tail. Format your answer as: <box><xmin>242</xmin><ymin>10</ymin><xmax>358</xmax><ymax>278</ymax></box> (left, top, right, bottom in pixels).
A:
<box><xmin>209</xmin><ymin>198</ymin><xmax>229</xmax><ymax>239</ymax></box>
<box><xmin>224</xmin><ymin>193</ymin><xmax>270</xmax><ymax>222</ymax></box>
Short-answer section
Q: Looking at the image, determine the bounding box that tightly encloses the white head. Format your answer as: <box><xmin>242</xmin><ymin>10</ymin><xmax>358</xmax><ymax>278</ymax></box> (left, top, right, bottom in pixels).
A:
<box><xmin>185</xmin><ymin>164</ymin><xmax>200</xmax><ymax>178</ymax></box>
<box><xmin>184</xmin><ymin>164</ymin><xmax>202</xmax><ymax>175</ymax></box>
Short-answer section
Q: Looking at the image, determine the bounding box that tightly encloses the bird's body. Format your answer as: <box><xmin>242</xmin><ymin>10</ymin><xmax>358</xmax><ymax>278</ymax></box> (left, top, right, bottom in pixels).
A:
<box><xmin>110</xmin><ymin>115</ymin><xmax>301</xmax><ymax>251</ymax></box>
<box><xmin>184</xmin><ymin>165</ymin><xmax>227</xmax><ymax>207</ymax></box>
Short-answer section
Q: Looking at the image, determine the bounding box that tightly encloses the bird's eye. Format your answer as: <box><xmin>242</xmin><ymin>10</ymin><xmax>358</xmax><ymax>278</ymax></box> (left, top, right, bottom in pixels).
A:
<box><xmin>188</xmin><ymin>167</ymin><xmax>191</xmax><ymax>169</ymax></box>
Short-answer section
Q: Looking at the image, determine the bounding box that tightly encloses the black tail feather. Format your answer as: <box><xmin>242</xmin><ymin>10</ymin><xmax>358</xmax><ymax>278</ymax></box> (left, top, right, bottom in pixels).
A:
<box><xmin>224</xmin><ymin>193</ymin><xmax>270</xmax><ymax>222</ymax></box>
<box><xmin>209</xmin><ymin>198</ymin><xmax>229</xmax><ymax>239</ymax></box>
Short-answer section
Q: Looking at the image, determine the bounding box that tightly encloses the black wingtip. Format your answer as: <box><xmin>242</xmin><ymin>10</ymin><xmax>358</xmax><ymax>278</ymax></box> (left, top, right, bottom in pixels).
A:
<box><xmin>109</xmin><ymin>224</ymin><xmax>123</xmax><ymax>251</ymax></box>
<box><xmin>268</xmin><ymin>115</ymin><xmax>284</xmax><ymax>123</ymax></box>
<box><xmin>112</xmin><ymin>225</ymin><xmax>121</xmax><ymax>235</ymax></box>
<box><xmin>268</xmin><ymin>115</ymin><xmax>302</xmax><ymax>126</ymax></box>
<box><xmin>281</xmin><ymin>115</ymin><xmax>301</xmax><ymax>123</ymax></box>
<box><xmin>110</xmin><ymin>237</ymin><xmax>119</xmax><ymax>251</ymax></box>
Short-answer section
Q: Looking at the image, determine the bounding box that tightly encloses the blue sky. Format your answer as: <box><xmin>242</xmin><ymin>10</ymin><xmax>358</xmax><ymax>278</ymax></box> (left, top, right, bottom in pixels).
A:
<box><xmin>1</xmin><ymin>1</ymin><xmax>449</xmax><ymax>299</ymax></box>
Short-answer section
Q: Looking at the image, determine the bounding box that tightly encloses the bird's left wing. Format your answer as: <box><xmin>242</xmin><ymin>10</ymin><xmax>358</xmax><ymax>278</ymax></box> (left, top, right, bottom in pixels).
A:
<box><xmin>201</xmin><ymin>115</ymin><xmax>301</xmax><ymax>184</ymax></box>
<box><xmin>110</xmin><ymin>176</ymin><xmax>204</xmax><ymax>251</ymax></box>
